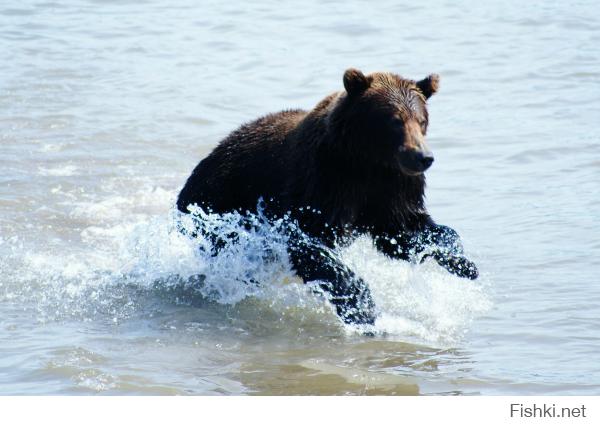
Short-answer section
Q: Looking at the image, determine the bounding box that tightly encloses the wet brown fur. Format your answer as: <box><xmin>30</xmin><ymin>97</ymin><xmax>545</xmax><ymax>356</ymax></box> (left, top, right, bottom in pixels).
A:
<box><xmin>177</xmin><ymin>69</ymin><xmax>440</xmax><ymax>248</ymax></box>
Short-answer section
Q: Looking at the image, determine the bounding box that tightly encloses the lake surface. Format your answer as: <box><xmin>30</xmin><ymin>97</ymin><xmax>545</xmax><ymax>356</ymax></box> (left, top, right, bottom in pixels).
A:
<box><xmin>1</xmin><ymin>0</ymin><xmax>599</xmax><ymax>395</ymax></box>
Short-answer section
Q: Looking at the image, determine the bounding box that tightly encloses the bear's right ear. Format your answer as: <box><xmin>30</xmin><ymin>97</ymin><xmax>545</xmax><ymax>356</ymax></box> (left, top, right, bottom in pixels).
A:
<box><xmin>416</xmin><ymin>74</ymin><xmax>440</xmax><ymax>99</ymax></box>
<box><xmin>343</xmin><ymin>68</ymin><xmax>370</xmax><ymax>96</ymax></box>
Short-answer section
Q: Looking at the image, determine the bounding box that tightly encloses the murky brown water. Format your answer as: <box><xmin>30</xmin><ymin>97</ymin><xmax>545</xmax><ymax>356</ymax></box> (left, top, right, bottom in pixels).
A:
<box><xmin>1</xmin><ymin>0</ymin><xmax>599</xmax><ymax>395</ymax></box>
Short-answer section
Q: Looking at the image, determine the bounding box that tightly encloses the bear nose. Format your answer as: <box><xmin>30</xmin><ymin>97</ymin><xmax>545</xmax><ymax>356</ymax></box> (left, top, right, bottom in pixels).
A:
<box><xmin>420</xmin><ymin>153</ymin><xmax>434</xmax><ymax>170</ymax></box>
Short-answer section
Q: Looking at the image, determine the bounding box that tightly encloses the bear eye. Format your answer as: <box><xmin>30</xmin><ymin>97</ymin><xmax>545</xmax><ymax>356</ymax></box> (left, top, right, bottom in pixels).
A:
<box><xmin>391</xmin><ymin>118</ymin><xmax>404</xmax><ymax>128</ymax></box>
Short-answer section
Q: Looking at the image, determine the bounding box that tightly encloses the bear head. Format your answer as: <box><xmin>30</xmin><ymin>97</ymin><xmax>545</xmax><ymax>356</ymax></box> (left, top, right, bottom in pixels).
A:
<box><xmin>329</xmin><ymin>68</ymin><xmax>440</xmax><ymax>176</ymax></box>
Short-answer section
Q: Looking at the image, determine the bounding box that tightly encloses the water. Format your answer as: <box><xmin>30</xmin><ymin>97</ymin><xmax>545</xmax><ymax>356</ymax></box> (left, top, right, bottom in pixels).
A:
<box><xmin>1</xmin><ymin>0</ymin><xmax>599</xmax><ymax>395</ymax></box>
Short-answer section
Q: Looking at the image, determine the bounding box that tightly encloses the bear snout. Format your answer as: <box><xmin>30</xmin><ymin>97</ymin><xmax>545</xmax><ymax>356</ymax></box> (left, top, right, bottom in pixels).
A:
<box><xmin>420</xmin><ymin>152</ymin><xmax>435</xmax><ymax>170</ymax></box>
<box><xmin>399</xmin><ymin>149</ymin><xmax>435</xmax><ymax>174</ymax></box>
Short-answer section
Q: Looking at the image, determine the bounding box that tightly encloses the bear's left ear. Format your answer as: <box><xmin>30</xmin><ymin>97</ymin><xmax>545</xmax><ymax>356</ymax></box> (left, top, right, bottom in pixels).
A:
<box><xmin>416</xmin><ymin>74</ymin><xmax>440</xmax><ymax>99</ymax></box>
<box><xmin>343</xmin><ymin>68</ymin><xmax>371</xmax><ymax>96</ymax></box>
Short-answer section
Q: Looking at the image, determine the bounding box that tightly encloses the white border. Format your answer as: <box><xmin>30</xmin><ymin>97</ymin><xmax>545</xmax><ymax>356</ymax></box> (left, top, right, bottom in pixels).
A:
<box><xmin>1</xmin><ymin>396</ymin><xmax>598</xmax><ymax>426</ymax></box>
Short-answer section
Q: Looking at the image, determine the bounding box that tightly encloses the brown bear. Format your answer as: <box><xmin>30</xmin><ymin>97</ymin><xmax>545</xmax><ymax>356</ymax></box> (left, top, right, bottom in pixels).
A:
<box><xmin>177</xmin><ymin>68</ymin><xmax>478</xmax><ymax>325</ymax></box>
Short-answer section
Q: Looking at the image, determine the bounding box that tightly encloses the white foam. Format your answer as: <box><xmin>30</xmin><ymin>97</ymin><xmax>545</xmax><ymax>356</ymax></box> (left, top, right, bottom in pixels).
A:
<box><xmin>2</xmin><ymin>190</ymin><xmax>491</xmax><ymax>344</ymax></box>
<box><xmin>343</xmin><ymin>237</ymin><xmax>492</xmax><ymax>343</ymax></box>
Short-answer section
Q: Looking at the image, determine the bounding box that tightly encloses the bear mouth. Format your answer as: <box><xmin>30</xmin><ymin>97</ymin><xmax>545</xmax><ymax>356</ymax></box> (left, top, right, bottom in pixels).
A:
<box><xmin>398</xmin><ymin>157</ymin><xmax>428</xmax><ymax>176</ymax></box>
<box><xmin>399</xmin><ymin>165</ymin><xmax>425</xmax><ymax>177</ymax></box>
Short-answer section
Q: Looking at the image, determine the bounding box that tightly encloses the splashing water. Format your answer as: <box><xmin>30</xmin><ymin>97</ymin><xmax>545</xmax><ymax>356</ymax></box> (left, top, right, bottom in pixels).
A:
<box><xmin>1</xmin><ymin>195</ymin><xmax>491</xmax><ymax>345</ymax></box>
<box><xmin>342</xmin><ymin>238</ymin><xmax>491</xmax><ymax>342</ymax></box>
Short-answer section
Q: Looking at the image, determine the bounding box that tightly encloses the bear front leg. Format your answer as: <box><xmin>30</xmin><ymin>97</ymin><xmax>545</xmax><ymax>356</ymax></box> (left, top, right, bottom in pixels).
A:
<box><xmin>417</xmin><ymin>223</ymin><xmax>479</xmax><ymax>280</ymax></box>
<box><xmin>421</xmin><ymin>249</ymin><xmax>478</xmax><ymax>280</ymax></box>
<box><xmin>373</xmin><ymin>223</ymin><xmax>478</xmax><ymax>280</ymax></box>
<box><xmin>287</xmin><ymin>237</ymin><xmax>376</xmax><ymax>325</ymax></box>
